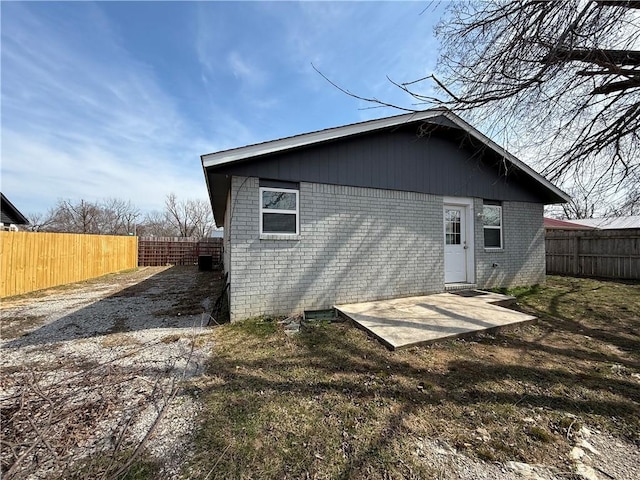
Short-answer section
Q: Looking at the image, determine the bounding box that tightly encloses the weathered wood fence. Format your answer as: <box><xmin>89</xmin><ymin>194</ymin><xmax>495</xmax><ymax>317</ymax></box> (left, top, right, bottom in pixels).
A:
<box><xmin>545</xmin><ymin>229</ymin><xmax>640</xmax><ymax>280</ymax></box>
<box><xmin>0</xmin><ymin>231</ymin><xmax>138</xmax><ymax>297</ymax></box>
<box><xmin>137</xmin><ymin>237</ymin><xmax>223</xmax><ymax>267</ymax></box>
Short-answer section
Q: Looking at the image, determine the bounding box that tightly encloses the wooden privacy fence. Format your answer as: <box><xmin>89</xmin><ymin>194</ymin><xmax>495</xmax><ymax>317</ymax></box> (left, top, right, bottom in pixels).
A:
<box><xmin>546</xmin><ymin>229</ymin><xmax>640</xmax><ymax>280</ymax></box>
<box><xmin>138</xmin><ymin>237</ymin><xmax>223</xmax><ymax>267</ymax></box>
<box><xmin>0</xmin><ymin>231</ymin><xmax>138</xmax><ymax>297</ymax></box>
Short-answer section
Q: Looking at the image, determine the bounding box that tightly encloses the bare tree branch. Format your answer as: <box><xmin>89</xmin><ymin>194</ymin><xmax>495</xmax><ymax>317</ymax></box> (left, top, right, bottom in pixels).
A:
<box><xmin>317</xmin><ymin>0</ymin><xmax>640</xmax><ymax>214</ymax></box>
<box><xmin>163</xmin><ymin>193</ymin><xmax>215</xmax><ymax>239</ymax></box>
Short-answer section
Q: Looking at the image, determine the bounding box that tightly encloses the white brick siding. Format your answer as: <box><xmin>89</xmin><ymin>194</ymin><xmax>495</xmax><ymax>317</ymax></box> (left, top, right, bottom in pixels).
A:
<box><xmin>226</xmin><ymin>176</ymin><xmax>545</xmax><ymax>321</ymax></box>
<box><xmin>228</xmin><ymin>176</ymin><xmax>443</xmax><ymax>321</ymax></box>
<box><xmin>474</xmin><ymin>198</ymin><xmax>545</xmax><ymax>288</ymax></box>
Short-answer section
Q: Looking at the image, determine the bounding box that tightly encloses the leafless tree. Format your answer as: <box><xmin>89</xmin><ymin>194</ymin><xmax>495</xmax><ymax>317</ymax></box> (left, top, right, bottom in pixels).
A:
<box><xmin>164</xmin><ymin>193</ymin><xmax>191</xmax><ymax>237</ymax></box>
<box><xmin>561</xmin><ymin>190</ymin><xmax>599</xmax><ymax>220</ymax></box>
<box><xmin>36</xmin><ymin>198</ymin><xmax>139</xmax><ymax>235</ymax></box>
<box><xmin>47</xmin><ymin>199</ymin><xmax>101</xmax><ymax>234</ymax></box>
<box><xmin>431</xmin><ymin>0</ymin><xmax>638</xmax><ymax>190</ymax></box>
<box><xmin>187</xmin><ymin>198</ymin><xmax>216</xmax><ymax>238</ymax></box>
<box><xmin>319</xmin><ymin>1</ymin><xmax>640</xmax><ymax>210</ymax></box>
<box><xmin>100</xmin><ymin>198</ymin><xmax>140</xmax><ymax>235</ymax></box>
<box><xmin>28</xmin><ymin>195</ymin><xmax>216</xmax><ymax>237</ymax></box>
<box><xmin>137</xmin><ymin>210</ymin><xmax>177</xmax><ymax>237</ymax></box>
<box><xmin>25</xmin><ymin>211</ymin><xmax>55</xmax><ymax>232</ymax></box>
<box><xmin>163</xmin><ymin>193</ymin><xmax>214</xmax><ymax>239</ymax></box>
<box><xmin>546</xmin><ymin>171</ymin><xmax>610</xmax><ymax>219</ymax></box>
<box><xmin>606</xmin><ymin>174</ymin><xmax>640</xmax><ymax>215</ymax></box>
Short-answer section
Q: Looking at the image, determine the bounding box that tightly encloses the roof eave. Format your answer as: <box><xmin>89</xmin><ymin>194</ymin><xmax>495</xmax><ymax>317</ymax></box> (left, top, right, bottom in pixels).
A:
<box><xmin>201</xmin><ymin>109</ymin><xmax>446</xmax><ymax>169</ymax></box>
<box><xmin>201</xmin><ymin>158</ymin><xmax>219</xmax><ymax>227</ymax></box>
<box><xmin>0</xmin><ymin>193</ymin><xmax>29</xmax><ymax>225</ymax></box>
<box><xmin>437</xmin><ymin>111</ymin><xmax>571</xmax><ymax>204</ymax></box>
<box><xmin>201</xmin><ymin>108</ymin><xmax>571</xmax><ymax>205</ymax></box>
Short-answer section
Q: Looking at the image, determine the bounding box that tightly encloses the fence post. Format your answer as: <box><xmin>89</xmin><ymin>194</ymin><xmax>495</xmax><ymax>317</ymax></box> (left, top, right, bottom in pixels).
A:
<box><xmin>572</xmin><ymin>235</ymin><xmax>580</xmax><ymax>275</ymax></box>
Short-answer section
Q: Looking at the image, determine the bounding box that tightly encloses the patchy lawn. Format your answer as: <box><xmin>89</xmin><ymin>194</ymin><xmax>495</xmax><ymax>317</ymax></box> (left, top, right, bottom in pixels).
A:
<box><xmin>186</xmin><ymin>276</ymin><xmax>640</xmax><ymax>479</ymax></box>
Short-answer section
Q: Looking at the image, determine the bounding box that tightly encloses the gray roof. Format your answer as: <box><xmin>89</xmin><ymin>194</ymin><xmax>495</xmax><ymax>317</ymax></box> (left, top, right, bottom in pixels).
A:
<box><xmin>565</xmin><ymin>216</ymin><xmax>640</xmax><ymax>230</ymax></box>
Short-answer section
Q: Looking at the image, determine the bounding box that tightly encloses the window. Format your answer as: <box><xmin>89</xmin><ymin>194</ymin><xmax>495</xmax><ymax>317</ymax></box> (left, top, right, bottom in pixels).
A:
<box><xmin>444</xmin><ymin>209</ymin><xmax>461</xmax><ymax>245</ymax></box>
<box><xmin>482</xmin><ymin>203</ymin><xmax>502</xmax><ymax>249</ymax></box>
<box><xmin>260</xmin><ymin>187</ymin><xmax>299</xmax><ymax>235</ymax></box>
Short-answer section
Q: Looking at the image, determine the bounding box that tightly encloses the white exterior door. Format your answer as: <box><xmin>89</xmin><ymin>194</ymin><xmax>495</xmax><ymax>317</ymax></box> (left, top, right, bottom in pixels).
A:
<box><xmin>444</xmin><ymin>206</ymin><xmax>468</xmax><ymax>283</ymax></box>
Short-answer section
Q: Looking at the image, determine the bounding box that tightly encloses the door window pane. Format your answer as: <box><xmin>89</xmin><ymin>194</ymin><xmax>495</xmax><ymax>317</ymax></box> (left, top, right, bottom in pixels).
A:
<box><xmin>445</xmin><ymin>209</ymin><xmax>461</xmax><ymax>245</ymax></box>
<box><xmin>445</xmin><ymin>209</ymin><xmax>460</xmax><ymax>222</ymax></box>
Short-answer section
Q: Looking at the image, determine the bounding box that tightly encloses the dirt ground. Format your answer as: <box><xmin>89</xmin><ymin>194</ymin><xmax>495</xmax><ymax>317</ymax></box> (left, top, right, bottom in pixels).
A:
<box><xmin>2</xmin><ymin>271</ymin><xmax>638</xmax><ymax>480</ymax></box>
<box><xmin>0</xmin><ymin>266</ymin><xmax>224</xmax><ymax>479</ymax></box>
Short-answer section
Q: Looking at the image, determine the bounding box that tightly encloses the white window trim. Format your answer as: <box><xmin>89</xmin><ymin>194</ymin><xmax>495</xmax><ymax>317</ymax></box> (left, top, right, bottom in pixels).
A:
<box><xmin>483</xmin><ymin>205</ymin><xmax>503</xmax><ymax>250</ymax></box>
<box><xmin>259</xmin><ymin>187</ymin><xmax>299</xmax><ymax>236</ymax></box>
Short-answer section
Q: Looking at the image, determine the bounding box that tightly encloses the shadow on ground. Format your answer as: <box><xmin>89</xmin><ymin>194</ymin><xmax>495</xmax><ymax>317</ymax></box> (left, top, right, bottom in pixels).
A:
<box><xmin>1</xmin><ymin>266</ymin><xmax>227</xmax><ymax>349</ymax></box>
<box><xmin>188</xmin><ymin>277</ymin><xmax>640</xmax><ymax>479</ymax></box>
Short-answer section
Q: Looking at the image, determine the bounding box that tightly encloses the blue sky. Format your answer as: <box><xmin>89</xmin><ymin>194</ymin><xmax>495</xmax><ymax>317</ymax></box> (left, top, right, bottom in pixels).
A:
<box><xmin>1</xmin><ymin>1</ymin><xmax>443</xmax><ymax>216</ymax></box>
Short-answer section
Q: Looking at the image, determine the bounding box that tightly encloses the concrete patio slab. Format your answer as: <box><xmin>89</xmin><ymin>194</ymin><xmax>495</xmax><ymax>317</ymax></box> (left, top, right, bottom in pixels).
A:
<box><xmin>335</xmin><ymin>291</ymin><xmax>536</xmax><ymax>350</ymax></box>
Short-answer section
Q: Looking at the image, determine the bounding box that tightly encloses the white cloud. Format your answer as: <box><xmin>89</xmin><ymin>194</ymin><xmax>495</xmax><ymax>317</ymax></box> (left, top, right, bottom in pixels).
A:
<box><xmin>1</xmin><ymin>1</ymin><xmax>447</xmax><ymax>216</ymax></box>
<box><xmin>228</xmin><ymin>51</ymin><xmax>253</xmax><ymax>80</ymax></box>
<box><xmin>1</xmin><ymin>3</ymin><xmax>216</xmax><ymax>214</ymax></box>
<box><xmin>273</xmin><ymin>1</ymin><xmax>442</xmax><ymax>113</ymax></box>
<box><xmin>2</xmin><ymin>129</ymin><xmax>209</xmax><ymax>214</ymax></box>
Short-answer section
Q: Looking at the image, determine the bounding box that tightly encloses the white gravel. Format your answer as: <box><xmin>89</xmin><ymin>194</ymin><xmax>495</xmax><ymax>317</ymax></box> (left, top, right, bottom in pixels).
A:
<box><xmin>413</xmin><ymin>428</ymin><xmax>640</xmax><ymax>480</ymax></box>
<box><xmin>1</xmin><ymin>266</ymin><xmax>218</xmax><ymax>479</ymax></box>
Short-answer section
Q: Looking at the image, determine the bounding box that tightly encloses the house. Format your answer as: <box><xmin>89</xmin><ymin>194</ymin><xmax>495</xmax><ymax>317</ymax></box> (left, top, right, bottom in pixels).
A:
<box><xmin>1</xmin><ymin>193</ymin><xmax>29</xmax><ymax>231</ymax></box>
<box><xmin>544</xmin><ymin>217</ymin><xmax>597</xmax><ymax>231</ymax></box>
<box><xmin>558</xmin><ymin>215</ymin><xmax>640</xmax><ymax>230</ymax></box>
<box><xmin>201</xmin><ymin>109</ymin><xmax>570</xmax><ymax>322</ymax></box>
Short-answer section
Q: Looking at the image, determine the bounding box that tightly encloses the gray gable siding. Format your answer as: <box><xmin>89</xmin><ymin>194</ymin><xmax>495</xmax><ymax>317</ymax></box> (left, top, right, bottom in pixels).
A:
<box><xmin>207</xmin><ymin>126</ymin><xmax>547</xmax><ymax>204</ymax></box>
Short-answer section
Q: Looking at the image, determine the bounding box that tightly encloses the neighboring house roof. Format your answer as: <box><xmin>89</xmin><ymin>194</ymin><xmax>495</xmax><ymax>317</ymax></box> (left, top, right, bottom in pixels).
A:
<box><xmin>564</xmin><ymin>215</ymin><xmax>640</xmax><ymax>230</ymax></box>
<box><xmin>202</xmin><ymin>109</ymin><xmax>570</xmax><ymax>226</ymax></box>
<box><xmin>1</xmin><ymin>193</ymin><xmax>29</xmax><ymax>226</ymax></box>
<box><xmin>544</xmin><ymin>217</ymin><xmax>596</xmax><ymax>230</ymax></box>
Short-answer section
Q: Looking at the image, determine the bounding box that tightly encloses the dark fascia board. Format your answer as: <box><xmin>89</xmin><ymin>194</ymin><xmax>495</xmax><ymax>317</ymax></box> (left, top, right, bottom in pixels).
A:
<box><xmin>1</xmin><ymin>192</ymin><xmax>29</xmax><ymax>225</ymax></box>
<box><xmin>201</xmin><ymin>108</ymin><xmax>571</xmax><ymax>204</ymax></box>
<box><xmin>206</xmin><ymin>172</ymin><xmax>230</xmax><ymax>228</ymax></box>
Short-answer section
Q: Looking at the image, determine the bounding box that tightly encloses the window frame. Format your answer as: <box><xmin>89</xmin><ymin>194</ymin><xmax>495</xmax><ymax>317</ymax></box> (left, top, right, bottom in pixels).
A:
<box><xmin>259</xmin><ymin>186</ymin><xmax>299</xmax><ymax>236</ymax></box>
<box><xmin>482</xmin><ymin>204</ymin><xmax>503</xmax><ymax>249</ymax></box>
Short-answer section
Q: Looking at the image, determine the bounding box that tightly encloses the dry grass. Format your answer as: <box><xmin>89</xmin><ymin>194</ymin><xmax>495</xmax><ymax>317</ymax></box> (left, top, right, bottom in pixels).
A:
<box><xmin>186</xmin><ymin>276</ymin><xmax>640</xmax><ymax>479</ymax></box>
<box><xmin>100</xmin><ymin>333</ymin><xmax>143</xmax><ymax>349</ymax></box>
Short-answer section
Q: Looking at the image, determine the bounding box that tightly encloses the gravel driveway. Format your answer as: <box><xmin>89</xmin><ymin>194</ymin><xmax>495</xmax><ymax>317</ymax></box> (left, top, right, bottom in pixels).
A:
<box><xmin>1</xmin><ymin>266</ymin><xmax>223</xmax><ymax>479</ymax></box>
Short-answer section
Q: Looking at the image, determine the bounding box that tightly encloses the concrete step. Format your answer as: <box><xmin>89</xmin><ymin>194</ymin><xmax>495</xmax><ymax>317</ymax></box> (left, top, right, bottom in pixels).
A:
<box><xmin>444</xmin><ymin>283</ymin><xmax>477</xmax><ymax>292</ymax></box>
